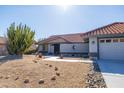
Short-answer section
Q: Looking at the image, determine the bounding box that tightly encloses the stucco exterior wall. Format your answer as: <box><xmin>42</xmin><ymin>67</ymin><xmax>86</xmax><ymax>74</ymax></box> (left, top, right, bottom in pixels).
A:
<box><xmin>89</xmin><ymin>37</ymin><xmax>98</xmax><ymax>59</ymax></box>
<box><xmin>89</xmin><ymin>37</ymin><xmax>98</xmax><ymax>53</ymax></box>
<box><xmin>38</xmin><ymin>43</ymin><xmax>89</xmax><ymax>56</ymax></box>
<box><xmin>60</xmin><ymin>43</ymin><xmax>89</xmax><ymax>53</ymax></box>
<box><xmin>38</xmin><ymin>45</ymin><xmax>43</xmax><ymax>51</ymax></box>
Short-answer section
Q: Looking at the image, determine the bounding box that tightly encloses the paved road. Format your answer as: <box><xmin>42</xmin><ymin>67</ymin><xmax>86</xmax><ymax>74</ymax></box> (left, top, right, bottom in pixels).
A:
<box><xmin>98</xmin><ymin>60</ymin><xmax>124</xmax><ymax>88</ymax></box>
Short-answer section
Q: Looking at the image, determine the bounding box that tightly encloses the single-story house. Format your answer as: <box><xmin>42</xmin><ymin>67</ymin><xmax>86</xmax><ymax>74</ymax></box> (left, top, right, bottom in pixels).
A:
<box><xmin>38</xmin><ymin>22</ymin><xmax>124</xmax><ymax>60</ymax></box>
<box><xmin>0</xmin><ymin>37</ymin><xmax>8</xmax><ymax>56</ymax></box>
<box><xmin>38</xmin><ymin>33</ymin><xmax>89</xmax><ymax>57</ymax></box>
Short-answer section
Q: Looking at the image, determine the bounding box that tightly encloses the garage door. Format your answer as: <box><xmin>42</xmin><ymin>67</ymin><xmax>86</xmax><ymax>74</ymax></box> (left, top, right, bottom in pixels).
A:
<box><xmin>99</xmin><ymin>38</ymin><xmax>124</xmax><ymax>60</ymax></box>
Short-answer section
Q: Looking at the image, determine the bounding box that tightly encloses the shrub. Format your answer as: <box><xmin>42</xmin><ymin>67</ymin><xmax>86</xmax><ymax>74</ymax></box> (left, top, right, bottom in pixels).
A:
<box><xmin>7</xmin><ymin>23</ymin><xmax>35</xmax><ymax>55</ymax></box>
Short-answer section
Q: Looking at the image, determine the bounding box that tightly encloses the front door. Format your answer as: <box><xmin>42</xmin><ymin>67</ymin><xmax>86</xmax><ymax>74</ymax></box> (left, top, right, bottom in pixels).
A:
<box><xmin>54</xmin><ymin>44</ymin><xmax>60</xmax><ymax>55</ymax></box>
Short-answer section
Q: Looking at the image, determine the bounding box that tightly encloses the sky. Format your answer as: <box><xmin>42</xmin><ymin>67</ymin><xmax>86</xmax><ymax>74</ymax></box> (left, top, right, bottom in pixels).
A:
<box><xmin>0</xmin><ymin>5</ymin><xmax>124</xmax><ymax>40</ymax></box>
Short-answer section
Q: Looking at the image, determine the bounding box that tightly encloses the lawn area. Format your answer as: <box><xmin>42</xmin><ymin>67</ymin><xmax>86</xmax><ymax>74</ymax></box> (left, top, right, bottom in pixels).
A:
<box><xmin>0</xmin><ymin>55</ymin><xmax>90</xmax><ymax>88</ymax></box>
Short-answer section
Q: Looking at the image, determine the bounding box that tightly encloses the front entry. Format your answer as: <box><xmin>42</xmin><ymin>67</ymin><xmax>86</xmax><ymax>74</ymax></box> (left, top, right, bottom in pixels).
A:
<box><xmin>54</xmin><ymin>44</ymin><xmax>60</xmax><ymax>55</ymax></box>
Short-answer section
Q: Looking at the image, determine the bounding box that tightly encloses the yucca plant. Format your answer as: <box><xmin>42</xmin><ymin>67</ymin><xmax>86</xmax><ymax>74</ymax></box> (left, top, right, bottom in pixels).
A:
<box><xmin>7</xmin><ymin>23</ymin><xmax>35</xmax><ymax>55</ymax></box>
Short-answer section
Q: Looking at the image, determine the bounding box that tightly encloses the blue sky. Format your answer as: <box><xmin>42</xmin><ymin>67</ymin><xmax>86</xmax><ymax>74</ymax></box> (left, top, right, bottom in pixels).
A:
<box><xmin>0</xmin><ymin>5</ymin><xmax>124</xmax><ymax>40</ymax></box>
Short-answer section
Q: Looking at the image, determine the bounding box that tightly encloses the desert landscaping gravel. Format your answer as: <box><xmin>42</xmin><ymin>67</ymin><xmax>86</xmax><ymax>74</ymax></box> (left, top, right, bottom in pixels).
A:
<box><xmin>0</xmin><ymin>55</ymin><xmax>90</xmax><ymax>88</ymax></box>
<box><xmin>85</xmin><ymin>62</ymin><xmax>107</xmax><ymax>88</ymax></box>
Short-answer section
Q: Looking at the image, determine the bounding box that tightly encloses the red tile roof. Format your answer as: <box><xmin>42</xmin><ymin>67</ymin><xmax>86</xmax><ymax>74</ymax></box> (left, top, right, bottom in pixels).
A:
<box><xmin>38</xmin><ymin>33</ymin><xmax>84</xmax><ymax>44</ymax></box>
<box><xmin>82</xmin><ymin>22</ymin><xmax>124</xmax><ymax>38</ymax></box>
<box><xmin>38</xmin><ymin>22</ymin><xmax>124</xmax><ymax>44</ymax></box>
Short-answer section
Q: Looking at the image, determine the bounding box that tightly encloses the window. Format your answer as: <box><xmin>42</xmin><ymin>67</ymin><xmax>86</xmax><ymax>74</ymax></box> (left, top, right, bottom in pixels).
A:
<box><xmin>106</xmin><ymin>39</ymin><xmax>111</xmax><ymax>43</ymax></box>
<box><xmin>42</xmin><ymin>44</ymin><xmax>48</xmax><ymax>51</ymax></box>
<box><xmin>120</xmin><ymin>38</ymin><xmax>124</xmax><ymax>42</ymax></box>
<box><xmin>113</xmin><ymin>39</ymin><xmax>118</xmax><ymax>42</ymax></box>
<box><xmin>100</xmin><ymin>40</ymin><xmax>105</xmax><ymax>43</ymax></box>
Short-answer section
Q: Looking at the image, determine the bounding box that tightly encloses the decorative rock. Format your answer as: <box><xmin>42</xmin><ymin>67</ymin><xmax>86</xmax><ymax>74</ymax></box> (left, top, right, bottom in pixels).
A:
<box><xmin>59</xmin><ymin>54</ymin><xmax>63</xmax><ymax>59</ymax></box>
<box><xmin>5</xmin><ymin>77</ymin><xmax>9</xmax><ymax>79</ymax></box>
<box><xmin>86</xmin><ymin>80</ymin><xmax>90</xmax><ymax>84</ymax></box>
<box><xmin>33</xmin><ymin>60</ymin><xmax>37</xmax><ymax>63</ymax></box>
<box><xmin>38</xmin><ymin>53</ymin><xmax>42</xmax><ymax>58</ymax></box>
<box><xmin>24</xmin><ymin>79</ymin><xmax>29</xmax><ymax>83</ymax></box>
<box><xmin>55</xmin><ymin>67</ymin><xmax>58</xmax><ymax>71</ymax></box>
<box><xmin>0</xmin><ymin>76</ymin><xmax>3</xmax><ymax>79</ymax></box>
<box><xmin>85</xmin><ymin>63</ymin><xmax>107</xmax><ymax>88</ymax></box>
<box><xmin>51</xmin><ymin>76</ymin><xmax>56</xmax><ymax>80</ymax></box>
<box><xmin>5</xmin><ymin>75</ymin><xmax>10</xmax><ymax>79</ymax></box>
<box><xmin>14</xmin><ymin>77</ymin><xmax>19</xmax><ymax>80</ymax></box>
<box><xmin>56</xmin><ymin>72</ymin><xmax>60</xmax><ymax>76</ymax></box>
<box><xmin>49</xmin><ymin>65</ymin><xmax>52</xmax><ymax>67</ymax></box>
<box><xmin>38</xmin><ymin>79</ymin><xmax>44</xmax><ymax>84</ymax></box>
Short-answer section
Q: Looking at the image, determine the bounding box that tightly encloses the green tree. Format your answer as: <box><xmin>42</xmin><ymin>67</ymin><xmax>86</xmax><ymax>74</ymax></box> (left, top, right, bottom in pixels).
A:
<box><xmin>7</xmin><ymin>23</ymin><xmax>35</xmax><ymax>55</ymax></box>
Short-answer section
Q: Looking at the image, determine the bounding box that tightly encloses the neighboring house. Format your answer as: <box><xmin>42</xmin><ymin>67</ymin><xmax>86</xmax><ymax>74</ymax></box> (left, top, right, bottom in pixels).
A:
<box><xmin>38</xmin><ymin>33</ymin><xmax>89</xmax><ymax>57</ymax></box>
<box><xmin>0</xmin><ymin>37</ymin><xmax>7</xmax><ymax>56</ymax></box>
<box><xmin>38</xmin><ymin>22</ymin><xmax>124</xmax><ymax>60</ymax></box>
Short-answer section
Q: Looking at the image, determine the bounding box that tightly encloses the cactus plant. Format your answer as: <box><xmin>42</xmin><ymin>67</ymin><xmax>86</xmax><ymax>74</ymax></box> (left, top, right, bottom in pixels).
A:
<box><xmin>7</xmin><ymin>23</ymin><xmax>35</xmax><ymax>55</ymax></box>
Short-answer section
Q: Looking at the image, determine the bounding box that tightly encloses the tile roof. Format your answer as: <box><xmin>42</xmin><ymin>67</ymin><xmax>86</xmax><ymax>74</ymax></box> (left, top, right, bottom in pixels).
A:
<box><xmin>82</xmin><ymin>22</ymin><xmax>124</xmax><ymax>38</ymax></box>
<box><xmin>38</xmin><ymin>22</ymin><xmax>124</xmax><ymax>44</ymax></box>
<box><xmin>38</xmin><ymin>33</ymin><xmax>84</xmax><ymax>44</ymax></box>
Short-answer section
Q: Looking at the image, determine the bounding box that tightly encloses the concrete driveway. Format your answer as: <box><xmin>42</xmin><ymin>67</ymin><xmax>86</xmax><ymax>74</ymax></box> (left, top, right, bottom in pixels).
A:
<box><xmin>43</xmin><ymin>56</ymin><xmax>93</xmax><ymax>63</ymax></box>
<box><xmin>97</xmin><ymin>60</ymin><xmax>124</xmax><ymax>88</ymax></box>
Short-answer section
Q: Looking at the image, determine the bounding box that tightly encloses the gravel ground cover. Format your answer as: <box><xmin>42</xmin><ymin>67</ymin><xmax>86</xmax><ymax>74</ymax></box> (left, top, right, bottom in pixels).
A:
<box><xmin>0</xmin><ymin>55</ymin><xmax>90</xmax><ymax>88</ymax></box>
<box><xmin>85</xmin><ymin>62</ymin><xmax>107</xmax><ymax>88</ymax></box>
